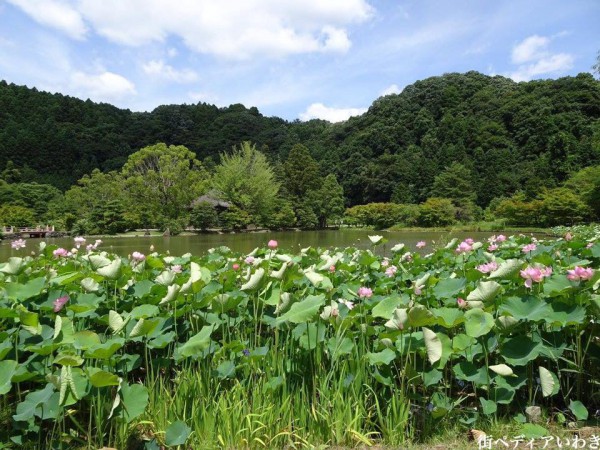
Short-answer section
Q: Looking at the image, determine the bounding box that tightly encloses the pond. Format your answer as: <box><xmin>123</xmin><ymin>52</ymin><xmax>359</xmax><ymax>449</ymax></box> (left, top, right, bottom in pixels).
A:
<box><xmin>0</xmin><ymin>229</ymin><xmax>532</xmax><ymax>261</ymax></box>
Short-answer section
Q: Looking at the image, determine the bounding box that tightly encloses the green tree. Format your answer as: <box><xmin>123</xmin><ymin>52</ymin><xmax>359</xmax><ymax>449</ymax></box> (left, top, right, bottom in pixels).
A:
<box><xmin>283</xmin><ymin>144</ymin><xmax>320</xmax><ymax>198</ymax></box>
<box><xmin>122</xmin><ymin>143</ymin><xmax>208</xmax><ymax>225</ymax></box>
<box><xmin>190</xmin><ymin>202</ymin><xmax>219</xmax><ymax>230</ymax></box>
<box><xmin>540</xmin><ymin>188</ymin><xmax>590</xmax><ymax>226</ymax></box>
<box><xmin>53</xmin><ymin>169</ymin><xmax>127</xmax><ymax>232</ymax></box>
<box><xmin>418</xmin><ymin>198</ymin><xmax>456</xmax><ymax>227</ymax></box>
<box><xmin>430</xmin><ymin>162</ymin><xmax>476</xmax><ymax>204</ymax></box>
<box><xmin>305</xmin><ymin>174</ymin><xmax>345</xmax><ymax>228</ymax></box>
<box><xmin>212</xmin><ymin>141</ymin><xmax>280</xmax><ymax>225</ymax></box>
<box><xmin>564</xmin><ymin>165</ymin><xmax>600</xmax><ymax>219</ymax></box>
<box><xmin>0</xmin><ymin>205</ymin><xmax>36</xmax><ymax>227</ymax></box>
<box><xmin>494</xmin><ymin>192</ymin><xmax>543</xmax><ymax>226</ymax></box>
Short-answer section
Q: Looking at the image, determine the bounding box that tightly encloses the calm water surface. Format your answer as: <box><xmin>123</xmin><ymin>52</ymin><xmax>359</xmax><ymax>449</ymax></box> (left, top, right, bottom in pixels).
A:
<box><xmin>0</xmin><ymin>229</ymin><xmax>537</xmax><ymax>261</ymax></box>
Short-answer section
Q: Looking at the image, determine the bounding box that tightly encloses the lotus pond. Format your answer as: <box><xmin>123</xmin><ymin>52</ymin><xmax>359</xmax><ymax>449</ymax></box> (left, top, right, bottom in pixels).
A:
<box><xmin>0</xmin><ymin>232</ymin><xmax>599</xmax><ymax>449</ymax></box>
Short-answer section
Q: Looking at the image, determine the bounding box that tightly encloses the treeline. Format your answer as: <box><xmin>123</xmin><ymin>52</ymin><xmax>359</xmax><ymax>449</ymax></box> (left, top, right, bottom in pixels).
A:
<box><xmin>1</xmin><ymin>71</ymin><xmax>599</xmax><ymax>206</ymax></box>
<box><xmin>0</xmin><ymin>142</ymin><xmax>345</xmax><ymax>234</ymax></box>
<box><xmin>346</xmin><ymin>165</ymin><xmax>600</xmax><ymax>229</ymax></box>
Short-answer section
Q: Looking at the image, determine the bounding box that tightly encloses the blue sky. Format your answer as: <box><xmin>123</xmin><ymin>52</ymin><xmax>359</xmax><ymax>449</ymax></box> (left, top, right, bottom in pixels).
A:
<box><xmin>0</xmin><ymin>0</ymin><xmax>598</xmax><ymax>122</ymax></box>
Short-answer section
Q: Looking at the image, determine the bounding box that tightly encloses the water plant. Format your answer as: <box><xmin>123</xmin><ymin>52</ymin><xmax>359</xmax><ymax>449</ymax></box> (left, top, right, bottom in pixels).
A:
<box><xmin>0</xmin><ymin>233</ymin><xmax>598</xmax><ymax>448</ymax></box>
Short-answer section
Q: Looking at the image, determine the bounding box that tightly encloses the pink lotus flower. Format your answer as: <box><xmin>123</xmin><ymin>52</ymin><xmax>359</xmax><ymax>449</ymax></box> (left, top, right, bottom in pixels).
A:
<box><xmin>487</xmin><ymin>244</ymin><xmax>498</xmax><ymax>252</ymax></box>
<box><xmin>53</xmin><ymin>295</ymin><xmax>69</xmax><ymax>312</ymax></box>
<box><xmin>232</xmin><ymin>263</ymin><xmax>240</xmax><ymax>271</ymax></box>
<box><xmin>53</xmin><ymin>248</ymin><xmax>69</xmax><ymax>258</ymax></box>
<box><xmin>477</xmin><ymin>261</ymin><xmax>498</xmax><ymax>274</ymax></box>
<box><xmin>172</xmin><ymin>264</ymin><xmax>183</xmax><ymax>273</ymax></box>
<box><xmin>381</xmin><ymin>259</ymin><xmax>389</xmax><ymax>267</ymax></box>
<box><xmin>522</xmin><ymin>243</ymin><xmax>537</xmax><ymax>253</ymax></box>
<box><xmin>268</xmin><ymin>240</ymin><xmax>278</xmax><ymax>249</ymax></box>
<box><xmin>414</xmin><ymin>284</ymin><xmax>422</xmax><ymax>296</ymax></box>
<box><xmin>401</xmin><ymin>252</ymin><xmax>413</xmax><ymax>262</ymax></box>
<box><xmin>73</xmin><ymin>236</ymin><xmax>86</xmax><ymax>248</ymax></box>
<box><xmin>385</xmin><ymin>265</ymin><xmax>398</xmax><ymax>278</ymax></box>
<box><xmin>565</xmin><ymin>232</ymin><xmax>573</xmax><ymax>241</ymax></box>
<box><xmin>416</xmin><ymin>241</ymin><xmax>426</xmax><ymax>249</ymax></box>
<box><xmin>329</xmin><ymin>265</ymin><xmax>336</xmax><ymax>273</ymax></box>
<box><xmin>567</xmin><ymin>266</ymin><xmax>594</xmax><ymax>282</ymax></box>
<box><xmin>586</xmin><ymin>242</ymin><xmax>594</xmax><ymax>249</ymax></box>
<box><xmin>520</xmin><ymin>265</ymin><xmax>552</xmax><ymax>288</ymax></box>
<box><xmin>245</xmin><ymin>256</ymin><xmax>255</xmax><ymax>264</ymax></box>
<box><xmin>455</xmin><ymin>241</ymin><xmax>473</xmax><ymax>254</ymax></box>
<box><xmin>457</xmin><ymin>298</ymin><xmax>467</xmax><ymax>308</ymax></box>
<box><xmin>496</xmin><ymin>235</ymin><xmax>507</xmax><ymax>242</ymax></box>
<box><xmin>11</xmin><ymin>239</ymin><xmax>26</xmax><ymax>249</ymax></box>
<box><xmin>358</xmin><ymin>287</ymin><xmax>373</xmax><ymax>298</ymax></box>
<box><xmin>465</xmin><ymin>238</ymin><xmax>474</xmax><ymax>245</ymax></box>
<box><xmin>131</xmin><ymin>251</ymin><xmax>145</xmax><ymax>263</ymax></box>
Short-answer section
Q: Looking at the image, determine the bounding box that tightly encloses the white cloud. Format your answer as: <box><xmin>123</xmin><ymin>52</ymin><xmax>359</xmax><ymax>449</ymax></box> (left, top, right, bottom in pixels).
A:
<box><xmin>509</xmin><ymin>53</ymin><xmax>574</xmax><ymax>82</ymax></box>
<box><xmin>7</xmin><ymin>0</ymin><xmax>86</xmax><ymax>39</ymax></box>
<box><xmin>507</xmin><ymin>34</ymin><xmax>574</xmax><ymax>82</ymax></box>
<box><xmin>34</xmin><ymin>0</ymin><xmax>373</xmax><ymax>59</ymax></box>
<box><xmin>321</xmin><ymin>26</ymin><xmax>351</xmax><ymax>52</ymax></box>
<box><xmin>380</xmin><ymin>84</ymin><xmax>402</xmax><ymax>96</ymax></box>
<box><xmin>299</xmin><ymin>102</ymin><xmax>367</xmax><ymax>122</ymax></box>
<box><xmin>142</xmin><ymin>60</ymin><xmax>198</xmax><ymax>83</ymax></box>
<box><xmin>70</xmin><ymin>71</ymin><xmax>136</xmax><ymax>101</ymax></box>
<box><xmin>511</xmin><ymin>34</ymin><xmax>549</xmax><ymax>64</ymax></box>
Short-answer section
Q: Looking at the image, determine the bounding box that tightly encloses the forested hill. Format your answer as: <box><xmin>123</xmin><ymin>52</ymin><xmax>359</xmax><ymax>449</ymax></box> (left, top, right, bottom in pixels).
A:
<box><xmin>1</xmin><ymin>71</ymin><xmax>599</xmax><ymax>208</ymax></box>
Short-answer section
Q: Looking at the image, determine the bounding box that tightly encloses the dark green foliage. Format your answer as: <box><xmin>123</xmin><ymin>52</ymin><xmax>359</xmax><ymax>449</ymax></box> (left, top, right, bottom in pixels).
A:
<box><xmin>190</xmin><ymin>202</ymin><xmax>219</xmax><ymax>230</ymax></box>
<box><xmin>219</xmin><ymin>205</ymin><xmax>252</xmax><ymax>230</ymax></box>
<box><xmin>0</xmin><ymin>72</ymin><xmax>599</xmax><ymax>216</ymax></box>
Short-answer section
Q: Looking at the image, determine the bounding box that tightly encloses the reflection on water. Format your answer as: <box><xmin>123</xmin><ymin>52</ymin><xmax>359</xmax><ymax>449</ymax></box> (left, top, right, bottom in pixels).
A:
<box><xmin>0</xmin><ymin>229</ymin><xmax>532</xmax><ymax>260</ymax></box>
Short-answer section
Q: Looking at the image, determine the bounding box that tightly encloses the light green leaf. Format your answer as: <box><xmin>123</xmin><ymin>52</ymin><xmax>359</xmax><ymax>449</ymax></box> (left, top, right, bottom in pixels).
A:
<box><xmin>423</xmin><ymin>327</ymin><xmax>442</xmax><ymax>365</ymax></box>
<box><xmin>108</xmin><ymin>310</ymin><xmax>126</xmax><ymax>333</ymax></box>
<box><xmin>80</xmin><ymin>277</ymin><xmax>100</xmax><ymax>292</ymax></box>
<box><xmin>385</xmin><ymin>308</ymin><xmax>408</xmax><ymax>330</ymax></box>
<box><xmin>178</xmin><ymin>325</ymin><xmax>214</xmax><ymax>358</ymax></box>
<box><xmin>241</xmin><ymin>268</ymin><xmax>264</xmax><ymax>291</ymax></box>
<box><xmin>97</xmin><ymin>258</ymin><xmax>121</xmax><ymax>279</ymax></box>
<box><xmin>372</xmin><ymin>296</ymin><xmax>404</xmax><ymax>319</ymax></box>
<box><xmin>464</xmin><ymin>309</ymin><xmax>494</xmax><ymax>338</ymax></box>
<box><xmin>489</xmin><ymin>364</ymin><xmax>514</xmax><ymax>377</ymax></box>
<box><xmin>489</xmin><ymin>259</ymin><xmax>522</xmax><ymax>279</ymax></box>
<box><xmin>569</xmin><ymin>400</ymin><xmax>588</xmax><ymax>420</ymax></box>
<box><xmin>0</xmin><ymin>360</ymin><xmax>18</xmax><ymax>395</ymax></box>
<box><xmin>165</xmin><ymin>420</ymin><xmax>192</xmax><ymax>446</ymax></box>
<box><xmin>280</xmin><ymin>294</ymin><xmax>326</xmax><ymax>324</ymax></box>
<box><xmin>466</xmin><ymin>281</ymin><xmax>502</xmax><ymax>303</ymax></box>
<box><xmin>539</xmin><ymin>366</ymin><xmax>556</xmax><ymax>397</ymax></box>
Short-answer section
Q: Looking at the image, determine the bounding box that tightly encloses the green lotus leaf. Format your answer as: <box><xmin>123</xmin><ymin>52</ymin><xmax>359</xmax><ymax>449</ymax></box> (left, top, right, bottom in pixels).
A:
<box><xmin>423</xmin><ymin>327</ymin><xmax>442</xmax><ymax>365</ymax></box>
<box><xmin>489</xmin><ymin>259</ymin><xmax>522</xmax><ymax>279</ymax></box>
<box><xmin>499</xmin><ymin>296</ymin><xmax>552</xmax><ymax>322</ymax></box>
<box><xmin>96</xmin><ymin>258</ymin><xmax>121</xmax><ymax>279</ymax></box>
<box><xmin>466</xmin><ymin>281</ymin><xmax>501</xmax><ymax>303</ymax></box>
<box><xmin>366</xmin><ymin>348</ymin><xmax>396</xmax><ymax>366</ymax></box>
<box><xmin>279</xmin><ymin>294</ymin><xmax>326</xmax><ymax>324</ymax></box>
<box><xmin>464</xmin><ymin>309</ymin><xmax>494</xmax><ymax>337</ymax></box>
<box><xmin>501</xmin><ymin>336</ymin><xmax>542</xmax><ymax>366</ymax></box>
<box><xmin>165</xmin><ymin>420</ymin><xmax>192</xmax><ymax>447</ymax></box>
<box><xmin>241</xmin><ymin>268</ymin><xmax>265</xmax><ymax>291</ymax></box>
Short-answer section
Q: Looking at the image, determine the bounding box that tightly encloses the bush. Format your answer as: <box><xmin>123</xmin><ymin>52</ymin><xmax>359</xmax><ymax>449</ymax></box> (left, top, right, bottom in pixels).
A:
<box><xmin>418</xmin><ymin>198</ymin><xmax>456</xmax><ymax>226</ymax></box>
<box><xmin>219</xmin><ymin>206</ymin><xmax>252</xmax><ymax>230</ymax></box>
<box><xmin>0</xmin><ymin>204</ymin><xmax>36</xmax><ymax>227</ymax></box>
<box><xmin>190</xmin><ymin>202</ymin><xmax>219</xmax><ymax>230</ymax></box>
